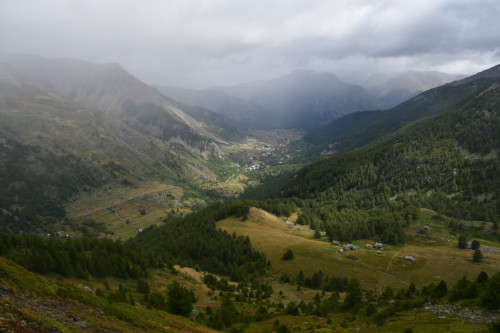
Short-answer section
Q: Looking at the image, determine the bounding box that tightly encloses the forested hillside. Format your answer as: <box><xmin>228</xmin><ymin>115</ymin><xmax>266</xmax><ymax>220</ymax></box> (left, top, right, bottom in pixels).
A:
<box><xmin>302</xmin><ymin>109</ymin><xmax>390</xmax><ymax>147</ymax></box>
<box><xmin>308</xmin><ymin>76</ymin><xmax>500</xmax><ymax>153</ymax></box>
<box><xmin>280</xmin><ymin>83</ymin><xmax>500</xmax><ymax>243</ymax></box>
<box><xmin>0</xmin><ymin>201</ymin><xmax>266</xmax><ymax>281</ymax></box>
<box><xmin>0</xmin><ymin>66</ymin><xmax>214</xmax><ymax>233</ymax></box>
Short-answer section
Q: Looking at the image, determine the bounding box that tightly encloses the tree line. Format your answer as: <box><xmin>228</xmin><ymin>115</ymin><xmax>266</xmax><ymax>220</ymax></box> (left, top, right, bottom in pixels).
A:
<box><xmin>0</xmin><ymin>201</ymin><xmax>268</xmax><ymax>281</ymax></box>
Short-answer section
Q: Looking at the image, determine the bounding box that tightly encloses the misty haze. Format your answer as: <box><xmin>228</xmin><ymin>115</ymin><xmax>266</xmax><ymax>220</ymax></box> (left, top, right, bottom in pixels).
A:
<box><xmin>1</xmin><ymin>1</ymin><xmax>500</xmax><ymax>332</ymax></box>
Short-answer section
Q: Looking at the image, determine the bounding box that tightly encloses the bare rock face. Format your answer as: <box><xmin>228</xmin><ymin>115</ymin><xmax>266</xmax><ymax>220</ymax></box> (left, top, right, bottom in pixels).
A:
<box><xmin>169</xmin><ymin>136</ymin><xmax>222</xmax><ymax>160</ymax></box>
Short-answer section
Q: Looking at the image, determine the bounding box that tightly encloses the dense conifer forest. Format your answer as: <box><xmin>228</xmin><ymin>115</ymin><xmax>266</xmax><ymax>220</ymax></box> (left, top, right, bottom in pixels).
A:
<box><xmin>0</xmin><ymin>201</ymin><xmax>271</xmax><ymax>281</ymax></box>
<box><xmin>278</xmin><ymin>85</ymin><xmax>500</xmax><ymax>243</ymax></box>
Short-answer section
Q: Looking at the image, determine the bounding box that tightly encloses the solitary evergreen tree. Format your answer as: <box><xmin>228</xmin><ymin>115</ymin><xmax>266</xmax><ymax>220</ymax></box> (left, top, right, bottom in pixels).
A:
<box><xmin>473</xmin><ymin>249</ymin><xmax>483</xmax><ymax>263</ymax></box>
<box><xmin>344</xmin><ymin>279</ymin><xmax>362</xmax><ymax>309</ymax></box>
<box><xmin>458</xmin><ymin>235</ymin><xmax>468</xmax><ymax>249</ymax></box>
<box><xmin>166</xmin><ymin>281</ymin><xmax>193</xmax><ymax>317</ymax></box>
<box><xmin>297</xmin><ymin>270</ymin><xmax>305</xmax><ymax>286</ymax></box>
<box><xmin>434</xmin><ymin>280</ymin><xmax>447</xmax><ymax>298</ymax></box>
<box><xmin>314</xmin><ymin>229</ymin><xmax>321</xmax><ymax>239</ymax></box>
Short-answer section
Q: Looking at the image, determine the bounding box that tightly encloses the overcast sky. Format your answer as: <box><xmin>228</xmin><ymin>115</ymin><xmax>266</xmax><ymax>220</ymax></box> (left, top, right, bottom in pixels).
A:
<box><xmin>1</xmin><ymin>0</ymin><xmax>500</xmax><ymax>88</ymax></box>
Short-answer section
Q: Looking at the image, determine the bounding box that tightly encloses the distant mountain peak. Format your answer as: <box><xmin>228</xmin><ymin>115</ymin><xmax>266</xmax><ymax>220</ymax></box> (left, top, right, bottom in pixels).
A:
<box><xmin>278</xmin><ymin>69</ymin><xmax>341</xmax><ymax>82</ymax></box>
<box><xmin>208</xmin><ymin>69</ymin><xmax>381</xmax><ymax>129</ymax></box>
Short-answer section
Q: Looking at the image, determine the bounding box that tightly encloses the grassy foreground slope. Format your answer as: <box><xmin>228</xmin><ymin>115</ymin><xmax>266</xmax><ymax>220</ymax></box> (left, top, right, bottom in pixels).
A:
<box><xmin>1</xmin><ymin>200</ymin><xmax>499</xmax><ymax>332</ymax></box>
<box><xmin>218</xmin><ymin>208</ymin><xmax>500</xmax><ymax>291</ymax></box>
<box><xmin>2</xmin><ymin>240</ymin><xmax>491</xmax><ymax>333</ymax></box>
<box><xmin>0</xmin><ymin>257</ymin><xmax>216</xmax><ymax>333</ymax></box>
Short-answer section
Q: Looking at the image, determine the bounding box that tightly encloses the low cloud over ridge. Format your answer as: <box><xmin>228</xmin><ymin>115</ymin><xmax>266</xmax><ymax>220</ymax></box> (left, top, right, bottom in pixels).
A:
<box><xmin>1</xmin><ymin>0</ymin><xmax>499</xmax><ymax>88</ymax></box>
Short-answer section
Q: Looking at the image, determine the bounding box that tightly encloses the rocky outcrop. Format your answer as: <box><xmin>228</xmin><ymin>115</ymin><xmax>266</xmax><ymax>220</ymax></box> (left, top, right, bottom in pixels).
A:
<box><xmin>424</xmin><ymin>302</ymin><xmax>500</xmax><ymax>323</ymax></box>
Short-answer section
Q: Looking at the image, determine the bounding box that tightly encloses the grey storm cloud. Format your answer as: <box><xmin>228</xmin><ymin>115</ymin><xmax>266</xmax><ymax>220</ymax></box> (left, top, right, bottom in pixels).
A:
<box><xmin>1</xmin><ymin>0</ymin><xmax>500</xmax><ymax>88</ymax></box>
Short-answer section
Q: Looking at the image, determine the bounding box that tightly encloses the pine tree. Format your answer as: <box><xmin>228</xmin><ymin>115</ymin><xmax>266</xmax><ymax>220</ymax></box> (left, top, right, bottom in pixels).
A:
<box><xmin>434</xmin><ymin>280</ymin><xmax>447</xmax><ymax>298</ymax></box>
<box><xmin>166</xmin><ymin>281</ymin><xmax>193</xmax><ymax>317</ymax></box>
<box><xmin>344</xmin><ymin>279</ymin><xmax>362</xmax><ymax>309</ymax></box>
<box><xmin>458</xmin><ymin>235</ymin><xmax>468</xmax><ymax>249</ymax></box>
<box><xmin>473</xmin><ymin>249</ymin><xmax>483</xmax><ymax>263</ymax></box>
<box><xmin>282</xmin><ymin>249</ymin><xmax>294</xmax><ymax>260</ymax></box>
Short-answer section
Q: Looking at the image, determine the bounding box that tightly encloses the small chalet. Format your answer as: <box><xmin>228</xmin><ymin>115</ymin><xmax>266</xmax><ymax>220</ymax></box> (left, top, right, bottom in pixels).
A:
<box><xmin>344</xmin><ymin>244</ymin><xmax>359</xmax><ymax>251</ymax></box>
<box><xmin>405</xmin><ymin>255</ymin><xmax>416</xmax><ymax>262</ymax></box>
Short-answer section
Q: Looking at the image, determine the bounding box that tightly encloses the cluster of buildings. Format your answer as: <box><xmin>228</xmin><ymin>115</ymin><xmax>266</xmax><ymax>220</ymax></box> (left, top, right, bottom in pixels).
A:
<box><xmin>330</xmin><ymin>239</ymin><xmax>417</xmax><ymax>262</ymax></box>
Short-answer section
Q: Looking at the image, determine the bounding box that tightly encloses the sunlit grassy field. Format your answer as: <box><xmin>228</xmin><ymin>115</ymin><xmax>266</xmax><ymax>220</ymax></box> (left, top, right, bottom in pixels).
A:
<box><xmin>66</xmin><ymin>182</ymin><xmax>193</xmax><ymax>239</ymax></box>
<box><xmin>218</xmin><ymin>208</ymin><xmax>500</xmax><ymax>291</ymax></box>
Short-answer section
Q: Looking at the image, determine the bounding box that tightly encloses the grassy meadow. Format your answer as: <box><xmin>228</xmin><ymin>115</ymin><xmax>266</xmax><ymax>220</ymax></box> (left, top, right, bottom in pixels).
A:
<box><xmin>218</xmin><ymin>208</ymin><xmax>500</xmax><ymax>291</ymax></box>
<box><xmin>65</xmin><ymin>182</ymin><xmax>195</xmax><ymax>239</ymax></box>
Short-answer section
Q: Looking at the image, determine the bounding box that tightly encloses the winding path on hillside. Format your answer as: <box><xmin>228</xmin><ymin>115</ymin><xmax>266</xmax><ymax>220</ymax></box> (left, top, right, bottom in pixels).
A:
<box><xmin>112</xmin><ymin>208</ymin><xmax>128</xmax><ymax>223</ymax></box>
<box><xmin>375</xmin><ymin>253</ymin><xmax>397</xmax><ymax>292</ymax></box>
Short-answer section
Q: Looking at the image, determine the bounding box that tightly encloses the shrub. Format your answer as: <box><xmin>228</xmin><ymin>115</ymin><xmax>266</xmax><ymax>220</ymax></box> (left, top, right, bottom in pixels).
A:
<box><xmin>477</xmin><ymin>271</ymin><xmax>489</xmax><ymax>284</ymax></box>
<box><xmin>148</xmin><ymin>292</ymin><xmax>166</xmax><ymax>310</ymax></box>
<box><xmin>489</xmin><ymin>319</ymin><xmax>500</xmax><ymax>333</ymax></box>
<box><xmin>282</xmin><ymin>249</ymin><xmax>294</xmax><ymax>260</ymax></box>
<box><xmin>137</xmin><ymin>279</ymin><xmax>150</xmax><ymax>294</ymax></box>
<box><xmin>285</xmin><ymin>301</ymin><xmax>299</xmax><ymax>315</ymax></box>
